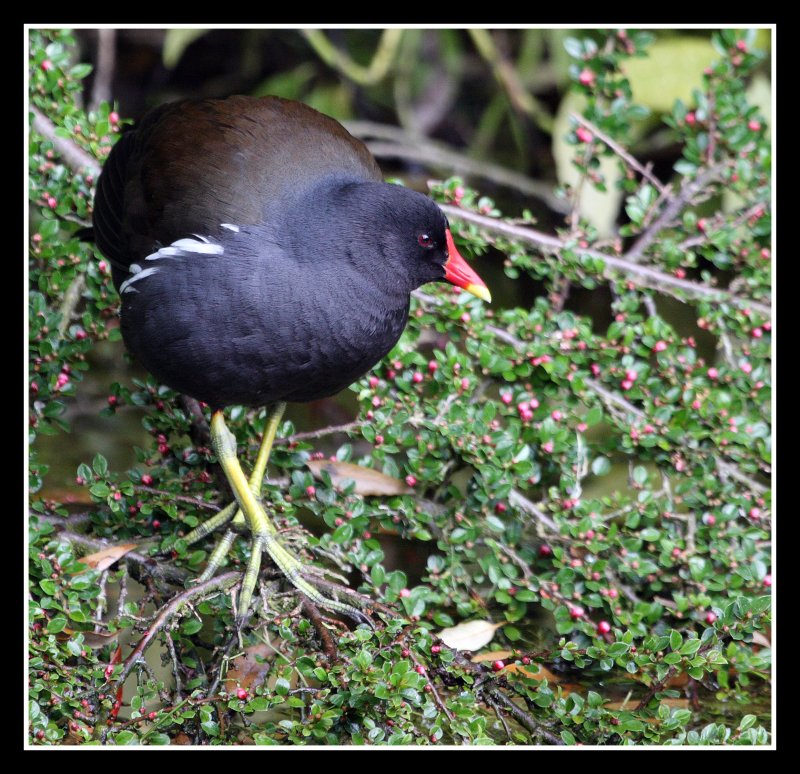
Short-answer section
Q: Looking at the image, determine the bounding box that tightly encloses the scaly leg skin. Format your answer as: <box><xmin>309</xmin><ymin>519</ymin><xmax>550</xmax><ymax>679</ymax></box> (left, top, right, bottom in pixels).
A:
<box><xmin>181</xmin><ymin>404</ymin><xmax>289</xmax><ymax>578</ymax></box>
<box><xmin>193</xmin><ymin>406</ymin><xmax>371</xmax><ymax>626</ymax></box>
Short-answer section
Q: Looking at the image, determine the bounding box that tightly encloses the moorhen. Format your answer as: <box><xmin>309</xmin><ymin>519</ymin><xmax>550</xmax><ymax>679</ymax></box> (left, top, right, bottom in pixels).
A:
<box><xmin>92</xmin><ymin>95</ymin><xmax>490</xmax><ymax>623</ymax></box>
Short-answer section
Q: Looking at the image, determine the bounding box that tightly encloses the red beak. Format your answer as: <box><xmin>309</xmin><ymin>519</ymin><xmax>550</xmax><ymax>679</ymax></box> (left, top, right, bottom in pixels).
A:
<box><xmin>443</xmin><ymin>229</ymin><xmax>491</xmax><ymax>302</ymax></box>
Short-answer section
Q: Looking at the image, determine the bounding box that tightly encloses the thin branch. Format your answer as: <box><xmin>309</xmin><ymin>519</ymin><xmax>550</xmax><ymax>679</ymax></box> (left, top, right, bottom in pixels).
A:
<box><xmin>364</xmin><ymin>140</ymin><xmax>567</xmax><ymax>213</ymax></box>
<box><xmin>56</xmin><ymin>274</ymin><xmax>86</xmax><ymax>339</ymax></box>
<box><xmin>116</xmin><ymin>572</ymin><xmax>240</xmax><ymax>687</ymax></box>
<box><xmin>717</xmin><ymin>459</ymin><xmax>769</xmax><ymax>494</ymax></box>
<box><xmin>301</xmin><ymin>29</ymin><xmax>403</xmax><ymax>86</ymax></box>
<box><xmin>625</xmin><ymin>164</ymin><xmax>727</xmax><ymax>263</ymax></box>
<box><xmin>508</xmin><ymin>489</ymin><xmax>558</xmax><ymax>533</ymax></box>
<box><xmin>302</xmin><ymin>598</ymin><xmax>337</xmax><ymax>660</ymax></box>
<box><xmin>571</xmin><ymin>112</ymin><xmax>668</xmax><ymax>195</ymax></box>
<box><xmin>486</xmin><ymin>687</ymin><xmax>564</xmax><ymax>745</ymax></box>
<box><xmin>90</xmin><ymin>29</ymin><xmax>116</xmax><ymax>111</ymax></box>
<box><xmin>439</xmin><ymin>204</ymin><xmax>770</xmax><ymax>316</ymax></box>
<box><xmin>46</xmin><ymin>527</ymin><xmax>189</xmax><ymax>586</ymax></box>
<box><xmin>30</xmin><ymin>105</ymin><xmax>100</xmax><ymax>176</ymax></box>
<box><xmin>468</xmin><ymin>29</ymin><xmax>554</xmax><ymax>133</ymax></box>
<box><xmin>275</xmin><ymin>420</ymin><xmax>364</xmax><ymax>446</ymax></box>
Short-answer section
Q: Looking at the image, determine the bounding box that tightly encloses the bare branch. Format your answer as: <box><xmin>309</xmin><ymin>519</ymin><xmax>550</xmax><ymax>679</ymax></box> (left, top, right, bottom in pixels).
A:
<box><xmin>90</xmin><ymin>29</ymin><xmax>116</xmax><ymax>111</ymax></box>
<box><xmin>439</xmin><ymin>204</ymin><xmax>770</xmax><ymax>316</ymax></box>
<box><xmin>30</xmin><ymin>105</ymin><xmax>100</xmax><ymax>177</ymax></box>
<box><xmin>571</xmin><ymin>112</ymin><xmax>668</xmax><ymax>195</ymax></box>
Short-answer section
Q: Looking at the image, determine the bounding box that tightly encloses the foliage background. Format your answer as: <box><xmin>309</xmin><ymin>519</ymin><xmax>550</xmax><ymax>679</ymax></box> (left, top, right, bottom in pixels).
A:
<box><xmin>28</xmin><ymin>27</ymin><xmax>772</xmax><ymax>746</ymax></box>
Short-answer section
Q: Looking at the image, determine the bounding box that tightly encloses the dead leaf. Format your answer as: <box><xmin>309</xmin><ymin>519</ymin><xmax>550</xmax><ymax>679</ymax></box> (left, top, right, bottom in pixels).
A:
<box><xmin>471</xmin><ymin>648</ymin><xmax>514</xmax><ymax>663</ymax></box>
<box><xmin>306</xmin><ymin>460</ymin><xmax>411</xmax><ymax>496</ymax></box>
<box><xmin>439</xmin><ymin>620</ymin><xmax>504</xmax><ymax>651</ymax></box>
<box><xmin>75</xmin><ymin>543</ymin><xmax>139</xmax><ymax>573</ymax></box>
<box><xmin>503</xmin><ymin>663</ymin><xmax>562</xmax><ymax>683</ymax></box>
<box><xmin>225</xmin><ymin>644</ymin><xmax>273</xmax><ymax>690</ymax></box>
<box><xmin>752</xmin><ymin>630</ymin><xmax>771</xmax><ymax>648</ymax></box>
<box><xmin>81</xmin><ymin>630</ymin><xmax>121</xmax><ymax>649</ymax></box>
<box><xmin>55</xmin><ymin>628</ymin><xmax>120</xmax><ymax>649</ymax></box>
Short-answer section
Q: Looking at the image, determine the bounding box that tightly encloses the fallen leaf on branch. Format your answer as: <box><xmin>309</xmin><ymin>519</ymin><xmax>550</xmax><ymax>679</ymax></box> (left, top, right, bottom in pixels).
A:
<box><xmin>75</xmin><ymin>543</ymin><xmax>139</xmax><ymax>573</ymax></box>
<box><xmin>306</xmin><ymin>460</ymin><xmax>411</xmax><ymax>496</ymax></box>
<box><xmin>225</xmin><ymin>644</ymin><xmax>273</xmax><ymax>690</ymax></box>
<box><xmin>438</xmin><ymin>619</ymin><xmax>504</xmax><ymax>651</ymax></box>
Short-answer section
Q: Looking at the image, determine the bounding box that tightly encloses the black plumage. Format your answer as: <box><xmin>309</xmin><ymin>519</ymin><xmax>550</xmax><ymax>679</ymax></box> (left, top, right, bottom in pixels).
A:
<box><xmin>93</xmin><ymin>95</ymin><xmax>488</xmax><ymax>408</ymax></box>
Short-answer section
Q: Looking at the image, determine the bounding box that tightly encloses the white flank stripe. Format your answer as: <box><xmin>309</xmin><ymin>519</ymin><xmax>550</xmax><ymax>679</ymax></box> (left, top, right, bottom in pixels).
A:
<box><xmin>145</xmin><ymin>238</ymin><xmax>224</xmax><ymax>260</ymax></box>
<box><xmin>220</xmin><ymin>223</ymin><xmax>240</xmax><ymax>232</ymax></box>
<box><xmin>120</xmin><ymin>266</ymin><xmax>160</xmax><ymax>294</ymax></box>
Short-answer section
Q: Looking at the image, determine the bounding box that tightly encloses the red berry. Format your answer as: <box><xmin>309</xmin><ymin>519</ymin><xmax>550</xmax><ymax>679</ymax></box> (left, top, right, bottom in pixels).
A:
<box><xmin>152</xmin><ymin>520</ymin><xmax>161</xmax><ymax>530</ymax></box>
<box><xmin>41</xmin><ymin>59</ymin><xmax>53</xmax><ymax>71</ymax></box>
<box><xmin>539</xmin><ymin>544</ymin><xmax>552</xmax><ymax>557</ymax></box>
<box><xmin>551</xmin><ymin>410</ymin><xmax>563</xmax><ymax>421</ymax></box>
<box><xmin>401</xmin><ymin>649</ymin><xmax>410</xmax><ymax>658</ymax></box>
<box><xmin>578</xmin><ymin>68</ymin><xmax>595</xmax><ymax>86</ymax></box>
<box><xmin>705</xmin><ymin>611</ymin><xmax>717</xmax><ymax>625</ymax></box>
<box><xmin>405</xmin><ymin>475</ymin><xmax>417</xmax><ymax>487</ymax></box>
<box><xmin>399</xmin><ymin>588</ymin><xmax>411</xmax><ymax>598</ymax></box>
<box><xmin>237</xmin><ymin>688</ymin><xmax>248</xmax><ymax>700</ymax></box>
<box><xmin>494</xmin><ymin>502</ymin><xmax>507</xmax><ymax>514</ymax></box>
<box><xmin>569</xmin><ymin>606</ymin><xmax>584</xmax><ymax>619</ymax></box>
<box><xmin>596</xmin><ymin>620</ymin><xmax>611</xmax><ymax>634</ymax></box>
<box><xmin>415</xmin><ymin>664</ymin><xmax>426</xmax><ymax>674</ymax></box>
<box><xmin>141</xmin><ymin>474</ymin><xmax>153</xmax><ymax>486</ymax></box>
<box><xmin>107</xmin><ymin>395</ymin><xmax>117</xmax><ymax>406</ymax></box>
<box><xmin>492</xmin><ymin>660</ymin><xmax>505</xmax><ymax>672</ymax></box>
<box><xmin>427</xmin><ymin>360</ymin><xmax>438</xmax><ymax>373</ymax></box>
<box><xmin>109</xmin><ymin>111</ymin><xmax>120</xmax><ymax>125</ymax></box>
<box><xmin>748</xmin><ymin>119</ymin><xmax>761</xmax><ymax>131</ymax></box>
<box><xmin>542</xmin><ymin>440</ymin><xmax>554</xmax><ymax>453</ymax></box>
<box><xmin>368</xmin><ymin>376</ymin><xmax>379</xmax><ymax>388</ymax></box>
<box><xmin>575</xmin><ymin>126</ymin><xmax>593</xmax><ymax>143</ymax></box>
<box><xmin>707</xmin><ymin>367</ymin><xmax>719</xmax><ymax>379</ymax></box>
<box><xmin>763</xmin><ymin>574</ymin><xmax>772</xmax><ymax>587</ymax></box>
<box><xmin>685</xmin><ymin>112</ymin><xmax>697</xmax><ymax>126</ymax></box>
<box><xmin>374</xmin><ymin>434</ymin><xmax>384</xmax><ymax>445</ymax></box>
<box><xmin>431</xmin><ymin>645</ymin><xmax>441</xmax><ymax>654</ymax></box>
<box><xmin>305</xmin><ymin>485</ymin><xmax>316</xmax><ymax>497</ymax></box>
<box><xmin>412</xmin><ymin>371</ymin><xmax>423</xmax><ymax>383</ymax></box>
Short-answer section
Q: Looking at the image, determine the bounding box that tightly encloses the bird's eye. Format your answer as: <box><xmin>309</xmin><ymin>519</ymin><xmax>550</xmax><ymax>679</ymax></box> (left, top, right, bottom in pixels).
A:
<box><xmin>418</xmin><ymin>233</ymin><xmax>434</xmax><ymax>249</ymax></box>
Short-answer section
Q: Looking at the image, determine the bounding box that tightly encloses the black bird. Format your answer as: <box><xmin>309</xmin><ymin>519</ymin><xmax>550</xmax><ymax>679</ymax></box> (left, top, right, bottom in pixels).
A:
<box><xmin>92</xmin><ymin>95</ymin><xmax>490</xmax><ymax>622</ymax></box>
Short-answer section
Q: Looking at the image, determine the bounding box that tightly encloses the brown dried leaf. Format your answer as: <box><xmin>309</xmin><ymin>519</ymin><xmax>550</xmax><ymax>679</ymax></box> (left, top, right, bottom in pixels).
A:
<box><xmin>81</xmin><ymin>629</ymin><xmax>121</xmax><ymax>649</ymax></box>
<box><xmin>439</xmin><ymin>620</ymin><xmax>504</xmax><ymax>651</ymax></box>
<box><xmin>752</xmin><ymin>630</ymin><xmax>771</xmax><ymax>648</ymax></box>
<box><xmin>75</xmin><ymin>543</ymin><xmax>139</xmax><ymax>573</ymax></box>
<box><xmin>502</xmin><ymin>662</ymin><xmax>562</xmax><ymax>683</ymax></box>
<box><xmin>226</xmin><ymin>644</ymin><xmax>273</xmax><ymax>690</ymax></box>
<box><xmin>471</xmin><ymin>649</ymin><xmax>514</xmax><ymax>663</ymax></box>
<box><xmin>306</xmin><ymin>460</ymin><xmax>411</xmax><ymax>496</ymax></box>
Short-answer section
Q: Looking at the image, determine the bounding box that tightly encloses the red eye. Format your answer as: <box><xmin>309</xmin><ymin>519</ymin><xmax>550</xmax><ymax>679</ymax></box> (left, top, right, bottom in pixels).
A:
<box><xmin>418</xmin><ymin>233</ymin><xmax>434</xmax><ymax>249</ymax></box>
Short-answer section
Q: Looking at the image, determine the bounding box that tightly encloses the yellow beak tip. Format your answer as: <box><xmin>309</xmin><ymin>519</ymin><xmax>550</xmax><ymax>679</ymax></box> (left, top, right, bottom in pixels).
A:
<box><xmin>466</xmin><ymin>283</ymin><xmax>492</xmax><ymax>303</ymax></box>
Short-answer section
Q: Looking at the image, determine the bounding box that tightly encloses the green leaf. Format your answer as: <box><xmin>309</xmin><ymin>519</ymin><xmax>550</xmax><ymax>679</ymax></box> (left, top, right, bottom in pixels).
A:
<box><xmin>47</xmin><ymin>614</ymin><xmax>67</xmax><ymax>633</ymax></box>
<box><xmin>680</xmin><ymin>638</ymin><xmax>702</xmax><ymax>656</ymax></box>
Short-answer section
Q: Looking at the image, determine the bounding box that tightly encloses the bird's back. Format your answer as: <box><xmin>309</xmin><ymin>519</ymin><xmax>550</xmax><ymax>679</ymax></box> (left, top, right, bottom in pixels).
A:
<box><xmin>93</xmin><ymin>95</ymin><xmax>383</xmax><ymax>283</ymax></box>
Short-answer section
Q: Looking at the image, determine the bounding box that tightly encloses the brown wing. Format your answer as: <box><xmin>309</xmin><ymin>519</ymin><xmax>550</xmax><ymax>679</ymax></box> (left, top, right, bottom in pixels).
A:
<box><xmin>93</xmin><ymin>96</ymin><xmax>382</xmax><ymax>274</ymax></box>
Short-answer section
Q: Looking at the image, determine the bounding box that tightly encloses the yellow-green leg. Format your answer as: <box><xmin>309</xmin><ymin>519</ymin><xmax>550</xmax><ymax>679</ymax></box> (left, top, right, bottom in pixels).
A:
<box><xmin>184</xmin><ymin>403</ymin><xmax>289</xmax><ymax>580</ymax></box>
<box><xmin>207</xmin><ymin>407</ymin><xmax>369</xmax><ymax>625</ymax></box>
